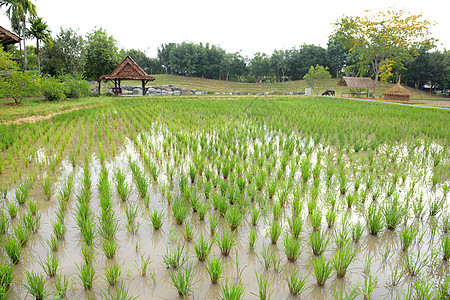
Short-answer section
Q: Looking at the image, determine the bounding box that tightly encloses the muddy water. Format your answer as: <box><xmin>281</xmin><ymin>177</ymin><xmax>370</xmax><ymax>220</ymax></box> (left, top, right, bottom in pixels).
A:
<box><xmin>2</xmin><ymin>124</ymin><xmax>449</xmax><ymax>299</ymax></box>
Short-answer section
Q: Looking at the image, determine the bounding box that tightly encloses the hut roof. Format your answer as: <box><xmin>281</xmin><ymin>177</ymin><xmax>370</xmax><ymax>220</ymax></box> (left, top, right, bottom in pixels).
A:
<box><xmin>382</xmin><ymin>81</ymin><xmax>413</xmax><ymax>97</ymax></box>
<box><xmin>100</xmin><ymin>56</ymin><xmax>155</xmax><ymax>81</ymax></box>
<box><xmin>0</xmin><ymin>26</ymin><xmax>21</xmax><ymax>47</ymax></box>
<box><xmin>337</xmin><ymin>77</ymin><xmax>375</xmax><ymax>90</ymax></box>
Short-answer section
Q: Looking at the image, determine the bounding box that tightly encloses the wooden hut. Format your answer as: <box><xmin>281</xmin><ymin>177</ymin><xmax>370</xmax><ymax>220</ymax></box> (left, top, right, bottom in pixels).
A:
<box><xmin>382</xmin><ymin>80</ymin><xmax>413</xmax><ymax>101</ymax></box>
<box><xmin>337</xmin><ymin>77</ymin><xmax>375</xmax><ymax>98</ymax></box>
<box><xmin>0</xmin><ymin>26</ymin><xmax>20</xmax><ymax>51</ymax></box>
<box><xmin>100</xmin><ymin>56</ymin><xmax>155</xmax><ymax>96</ymax></box>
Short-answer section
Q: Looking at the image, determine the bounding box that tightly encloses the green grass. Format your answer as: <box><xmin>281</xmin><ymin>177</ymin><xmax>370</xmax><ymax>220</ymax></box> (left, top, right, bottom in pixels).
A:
<box><xmin>205</xmin><ymin>257</ymin><xmax>225</xmax><ymax>284</ymax></box>
<box><xmin>23</xmin><ymin>271</ymin><xmax>46</xmax><ymax>300</ymax></box>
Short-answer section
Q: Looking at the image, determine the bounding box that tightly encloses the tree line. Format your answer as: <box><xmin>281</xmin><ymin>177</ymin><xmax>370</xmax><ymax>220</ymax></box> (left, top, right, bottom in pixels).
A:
<box><xmin>1</xmin><ymin>0</ymin><xmax>449</xmax><ymax>91</ymax></box>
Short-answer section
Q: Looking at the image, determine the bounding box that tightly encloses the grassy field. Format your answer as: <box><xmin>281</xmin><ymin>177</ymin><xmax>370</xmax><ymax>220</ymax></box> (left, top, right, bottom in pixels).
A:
<box><xmin>117</xmin><ymin>74</ymin><xmax>449</xmax><ymax>100</ymax></box>
<box><xmin>0</xmin><ymin>96</ymin><xmax>449</xmax><ymax>299</ymax></box>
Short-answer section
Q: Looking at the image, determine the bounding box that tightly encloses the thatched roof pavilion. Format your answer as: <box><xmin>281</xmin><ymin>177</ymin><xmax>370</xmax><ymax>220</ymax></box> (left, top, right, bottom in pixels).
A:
<box><xmin>382</xmin><ymin>80</ymin><xmax>413</xmax><ymax>101</ymax></box>
<box><xmin>100</xmin><ymin>56</ymin><xmax>155</xmax><ymax>96</ymax></box>
<box><xmin>337</xmin><ymin>77</ymin><xmax>375</xmax><ymax>98</ymax></box>
<box><xmin>0</xmin><ymin>26</ymin><xmax>21</xmax><ymax>51</ymax></box>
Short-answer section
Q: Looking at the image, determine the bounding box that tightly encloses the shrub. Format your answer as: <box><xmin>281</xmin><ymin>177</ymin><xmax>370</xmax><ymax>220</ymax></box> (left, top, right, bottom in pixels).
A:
<box><xmin>58</xmin><ymin>74</ymin><xmax>90</xmax><ymax>98</ymax></box>
<box><xmin>40</xmin><ymin>76</ymin><xmax>67</xmax><ymax>101</ymax></box>
<box><xmin>0</xmin><ymin>70</ymin><xmax>41</xmax><ymax>103</ymax></box>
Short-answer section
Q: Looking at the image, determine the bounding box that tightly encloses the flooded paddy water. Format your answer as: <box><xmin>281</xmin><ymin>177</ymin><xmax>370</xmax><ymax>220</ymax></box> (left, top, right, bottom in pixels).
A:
<box><xmin>1</xmin><ymin>116</ymin><xmax>449</xmax><ymax>299</ymax></box>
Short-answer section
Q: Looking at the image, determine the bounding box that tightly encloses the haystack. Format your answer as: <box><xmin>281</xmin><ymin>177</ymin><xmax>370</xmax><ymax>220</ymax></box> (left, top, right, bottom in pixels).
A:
<box><xmin>383</xmin><ymin>80</ymin><xmax>412</xmax><ymax>101</ymax></box>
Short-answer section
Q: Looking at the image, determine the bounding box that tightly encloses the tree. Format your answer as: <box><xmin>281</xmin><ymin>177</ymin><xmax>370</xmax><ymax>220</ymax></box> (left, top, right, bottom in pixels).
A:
<box><xmin>122</xmin><ymin>48</ymin><xmax>151</xmax><ymax>73</ymax></box>
<box><xmin>1</xmin><ymin>0</ymin><xmax>37</xmax><ymax>70</ymax></box>
<box><xmin>0</xmin><ymin>48</ymin><xmax>40</xmax><ymax>103</ymax></box>
<box><xmin>249</xmin><ymin>52</ymin><xmax>271</xmax><ymax>82</ymax></box>
<box><xmin>303</xmin><ymin>65</ymin><xmax>331</xmax><ymax>95</ymax></box>
<box><xmin>84</xmin><ymin>28</ymin><xmax>119</xmax><ymax>93</ymax></box>
<box><xmin>157</xmin><ymin>43</ymin><xmax>176</xmax><ymax>74</ymax></box>
<box><xmin>326</xmin><ymin>38</ymin><xmax>357</xmax><ymax>78</ymax></box>
<box><xmin>270</xmin><ymin>49</ymin><xmax>290</xmax><ymax>81</ymax></box>
<box><xmin>40</xmin><ymin>28</ymin><xmax>85</xmax><ymax>76</ymax></box>
<box><xmin>26</xmin><ymin>16</ymin><xmax>51</xmax><ymax>72</ymax></box>
<box><xmin>331</xmin><ymin>9</ymin><xmax>435</xmax><ymax>97</ymax></box>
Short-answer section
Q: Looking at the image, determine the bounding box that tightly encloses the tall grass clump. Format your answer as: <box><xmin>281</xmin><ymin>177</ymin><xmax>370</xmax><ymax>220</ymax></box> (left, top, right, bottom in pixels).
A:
<box><xmin>192</xmin><ymin>233</ymin><xmax>213</xmax><ymax>261</ymax></box>
<box><xmin>310</xmin><ymin>229</ymin><xmax>330</xmax><ymax>256</ymax></box>
<box><xmin>216</xmin><ymin>229</ymin><xmax>236</xmax><ymax>256</ymax></box>
<box><xmin>400</xmin><ymin>223</ymin><xmax>419</xmax><ymax>252</ymax></box>
<box><xmin>283</xmin><ymin>234</ymin><xmax>302</xmax><ymax>262</ymax></box>
<box><xmin>286</xmin><ymin>270</ymin><xmax>307</xmax><ymax>296</ymax></box>
<box><xmin>168</xmin><ymin>261</ymin><xmax>196</xmax><ymax>298</ymax></box>
<box><xmin>266</xmin><ymin>218</ymin><xmax>283</xmax><ymax>244</ymax></box>
<box><xmin>3</xmin><ymin>236</ymin><xmax>22</xmax><ymax>264</ymax></box>
<box><xmin>365</xmin><ymin>203</ymin><xmax>384</xmax><ymax>235</ymax></box>
<box><xmin>332</xmin><ymin>243</ymin><xmax>356</xmax><ymax>277</ymax></box>
<box><xmin>312</xmin><ymin>256</ymin><xmax>333</xmax><ymax>286</ymax></box>
<box><xmin>383</xmin><ymin>195</ymin><xmax>404</xmax><ymax>230</ymax></box>
<box><xmin>23</xmin><ymin>271</ymin><xmax>47</xmax><ymax>300</ymax></box>
<box><xmin>205</xmin><ymin>257</ymin><xmax>225</xmax><ymax>284</ymax></box>
<box><xmin>114</xmin><ymin>168</ymin><xmax>131</xmax><ymax>202</ymax></box>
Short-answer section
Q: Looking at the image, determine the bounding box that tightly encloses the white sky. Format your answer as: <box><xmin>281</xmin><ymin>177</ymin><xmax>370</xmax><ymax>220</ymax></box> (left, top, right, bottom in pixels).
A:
<box><xmin>1</xmin><ymin>0</ymin><xmax>448</xmax><ymax>58</ymax></box>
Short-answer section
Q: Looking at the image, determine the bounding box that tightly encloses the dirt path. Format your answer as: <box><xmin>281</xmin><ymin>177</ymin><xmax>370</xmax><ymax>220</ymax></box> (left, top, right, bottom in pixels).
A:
<box><xmin>3</xmin><ymin>105</ymin><xmax>92</xmax><ymax>125</ymax></box>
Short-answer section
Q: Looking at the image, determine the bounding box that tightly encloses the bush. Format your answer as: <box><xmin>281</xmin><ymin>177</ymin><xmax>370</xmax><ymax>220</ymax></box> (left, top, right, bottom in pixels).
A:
<box><xmin>40</xmin><ymin>76</ymin><xmax>67</xmax><ymax>101</ymax></box>
<box><xmin>58</xmin><ymin>74</ymin><xmax>90</xmax><ymax>98</ymax></box>
<box><xmin>0</xmin><ymin>70</ymin><xmax>41</xmax><ymax>104</ymax></box>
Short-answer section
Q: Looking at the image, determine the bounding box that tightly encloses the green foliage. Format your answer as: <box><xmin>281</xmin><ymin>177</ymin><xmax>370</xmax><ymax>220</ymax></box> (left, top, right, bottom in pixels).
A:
<box><xmin>40</xmin><ymin>76</ymin><xmax>67</xmax><ymax>101</ymax></box>
<box><xmin>58</xmin><ymin>74</ymin><xmax>90</xmax><ymax>98</ymax></box>
<box><xmin>0</xmin><ymin>69</ymin><xmax>40</xmax><ymax>103</ymax></box>
<box><xmin>84</xmin><ymin>28</ymin><xmax>119</xmax><ymax>81</ymax></box>
<box><xmin>303</xmin><ymin>64</ymin><xmax>331</xmax><ymax>94</ymax></box>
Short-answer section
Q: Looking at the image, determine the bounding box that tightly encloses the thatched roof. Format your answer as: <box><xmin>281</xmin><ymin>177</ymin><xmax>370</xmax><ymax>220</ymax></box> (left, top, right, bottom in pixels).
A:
<box><xmin>337</xmin><ymin>77</ymin><xmax>375</xmax><ymax>90</ymax></box>
<box><xmin>100</xmin><ymin>56</ymin><xmax>155</xmax><ymax>81</ymax></box>
<box><xmin>383</xmin><ymin>81</ymin><xmax>412</xmax><ymax>100</ymax></box>
<box><xmin>0</xmin><ymin>26</ymin><xmax>21</xmax><ymax>48</ymax></box>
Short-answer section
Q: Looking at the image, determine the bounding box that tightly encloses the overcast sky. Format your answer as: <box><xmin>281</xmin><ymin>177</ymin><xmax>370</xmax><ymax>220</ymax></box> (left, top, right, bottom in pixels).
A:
<box><xmin>1</xmin><ymin>0</ymin><xmax>448</xmax><ymax>58</ymax></box>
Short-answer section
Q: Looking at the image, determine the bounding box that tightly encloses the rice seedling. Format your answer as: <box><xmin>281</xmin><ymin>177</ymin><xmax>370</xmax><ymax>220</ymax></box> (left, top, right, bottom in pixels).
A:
<box><xmin>226</xmin><ymin>204</ymin><xmax>244</xmax><ymax>231</ymax></box>
<box><xmin>192</xmin><ymin>233</ymin><xmax>213</xmax><ymax>261</ymax></box>
<box><xmin>54</xmin><ymin>275</ymin><xmax>69</xmax><ymax>299</ymax></box>
<box><xmin>0</xmin><ymin>211</ymin><xmax>8</xmax><ymax>236</ymax></box>
<box><xmin>209</xmin><ymin>213</ymin><xmax>219</xmax><ymax>236</ymax></box>
<box><xmin>14</xmin><ymin>220</ymin><xmax>30</xmax><ymax>247</ymax></box>
<box><xmin>182</xmin><ymin>222</ymin><xmax>195</xmax><ymax>242</ymax></box>
<box><xmin>114</xmin><ymin>168</ymin><xmax>131</xmax><ymax>202</ymax></box>
<box><xmin>42</xmin><ymin>175</ymin><xmax>51</xmax><ymax>201</ymax></box>
<box><xmin>163</xmin><ymin>243</ymin><xmax>188</xmax><ymax>269</ymax></box>
<box><xmin>7</xmin><ymin>200</ymin><xmax>18</xmax><ymax>218</ymax></box>
<box><xmin>197</xmin><ymin>201</ymin><xmax>208</xmax><ymax>221</ymax></box>
<box><xmin>283</xmin><ymin>234</ymin><xmax>302</xmax><ymax>262</ymax></box>
<box><xmin>46</xmin><ymin>234</ymin><xmax>58</xmax><ymax>252</ymax></box>
<box><xmin>99</xmin><ymin>214</ymin><xmax>120</xmax><ymax>241</ymax></box>
<box><xmin>172</xmin><ymin>198</ymin><xmax>188</xmax><ymax>225</ymax></box>
<box><xmin>149</xmin><ymin>209</ymin><xmax>164</xmax><ymax>230</ymax></box>
<box><xmin>383</xmin><ymin>195</ymin><xmax>405</xmax><ymax>230</ymax></box>
<box><xmin>23</xmin><ymin>271</ymin><xmax>47</xmax><ymax>300</ymax></box>
<box><xmin>52</xmin><ymin>218</ymin><xmax>66</xmax><ymax>240</ymax></box>
<box><xmin>289</xmin><ymin>215</ymin><xmax>303</xmax><ymax>239</ymax></box>
<box><xmin>205</xmin><ymin>257</ymin><xmax>225</xmax><ymax>284</ymax></box>
<box><xmin>442</xmin><ymin>234</ymin><xmax>450</xmax><ymax>260</ymax></box>
<box><xmin>105</xmin><ymin>262</ymin><xmax>121</xmax><ymax>286</ymax></box>
<box><xmin>220</xmin><ymin>279</ymin><xmax>245</xmax><ymax>300</ymax></box>
<box><xmin>40</xmin><ymin>252</ymin><xmax>59</xmax><ymax>277</ymax></box>
<box><xmin>332</xmin><ymin>243</ymin><xmax>356</xmax><ymax>277</ymax></box>
<box><xmin>15</xmin><ymin>181</ymin><xmax>30</xmax><ymax>205</ymax></box>
<box><xmin>352</xmin><ymin>221</ymin><xmax>364</xmax><ymax>242</ymax></box>
<box><xmin>168</xmin><ymin>261</ymin><xmax>196</xmax><ymax>298</ymax></box>
<box><xmin>401</xmin><ymin>251</ymin><xmax>428</xmax><ymax>277</ymax></box>
<box><xmin>365</xmin><ymin>203</ymin><xmax>384</xmax><ymax>235</ymax></box>
<box><xmin>77</xmin><ymin>262</ymin><xmax>95</xmax><ymax>290</ymax></box>
<box><xmin>81</xmin><ymin>244</ymin><xmax>94</xmax><ymax>264</ymax></box>
<box><xmin>286</xmin><ymin>270</ymin><xmax>307</xmax><ymax>296</ymax></box>
<box><xmin>312</xmin><ymin>256</ymin><xmax>333</xmax><ymax>286</ymax></box>
<box><xmin>255</xmin><ymin>271</ymin><xmax>274</xmax><ymax>300</ymax></box>
<box><xmin>248</xmin><ymin>227</ymin><xmax>257</xmax><ymax>250</ymax></box>
<box><xmin>326</xmin><ymin>207</ymin><xmax>337</xmax><ymax>228</ymax></box>
<box><xmin>310</xmin><ymin>208</ymin><xmax>322</xmax><ymax>231</ymax></box>
<box><xmin>0</xmin><ymin>259</ymin><xmax>14</xmax><ymax>292</ymax></box>
<box><xmin>79</xmin><ymin>218</ymin><xmax>95</xmax><ymax>245</ymax></box>
<box><xmin>102</xmin><ymin>239</ymin><xmax>119</xmax><ymax>259</ymax></box>
<box><xmin>361</xmin><ymin>273</ymin><xmax>377</xmax><ymax>300</ymax></box>
<box><xmin>28</xmin><ymin>198</ymin><xmax>38</xmax><ymax>215</ymax></box>
<box><xmin>259</xmin><ymin>243</ymin><xmax>275</xmax><ymax>270</ymax></box>
<box><xmin>309</xmin><ymin>229</ymin><xmax>330</xmax><ymax>256</ymax></box>
<box><xmin>216</xmin><ymin>229</ymin><xmax>235</xmax><ymax>256</ymax></box>
<box><xmin>400</xmin><ymin>223</ymin><xmax>419</xmax><ymax>251</ymax></box>
<box><xmin>266</xmin><ymin>218</ymin><xmax>283</xmax><ymax>244</ymax></box>
<box><xmin>386</xmin><ymin>265</ymin><xmax>404</xmax><ymax>287</ymax></box>
<box><xmin>429</xmin><ymin>197</ymin><xmax>444</xmax><ymax>217</ymax></box>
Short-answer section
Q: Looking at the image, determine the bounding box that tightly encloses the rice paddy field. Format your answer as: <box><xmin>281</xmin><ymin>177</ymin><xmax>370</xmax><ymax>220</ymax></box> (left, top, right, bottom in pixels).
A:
<box><xmin>0</xmin><ymin>95</ymin><xmax>449</xmax><ymax>299</ymax></box>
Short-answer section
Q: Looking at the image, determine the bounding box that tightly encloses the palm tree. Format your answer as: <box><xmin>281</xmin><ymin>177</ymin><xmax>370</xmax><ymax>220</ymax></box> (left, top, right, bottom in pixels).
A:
<box><xmin>27</xmin><ymin>16</ymin><xmax>51</xmax><ymax>72</ymax></box>
<box><xmin>1</xmin><ymin>0</ymin><xmax>37</xmax><ymax>70</ymax></box>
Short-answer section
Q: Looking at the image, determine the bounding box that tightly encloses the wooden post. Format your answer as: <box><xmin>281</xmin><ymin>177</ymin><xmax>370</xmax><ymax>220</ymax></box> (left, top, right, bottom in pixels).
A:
<box><xmin>142</xmin><ymin>80</ymin><xmax>145</xmax><ymax>96</ymax></box>
<box><xmin>98</xmin><ymin>80</ymin><xmax>101</xmax><ymax>94</ymax></box>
